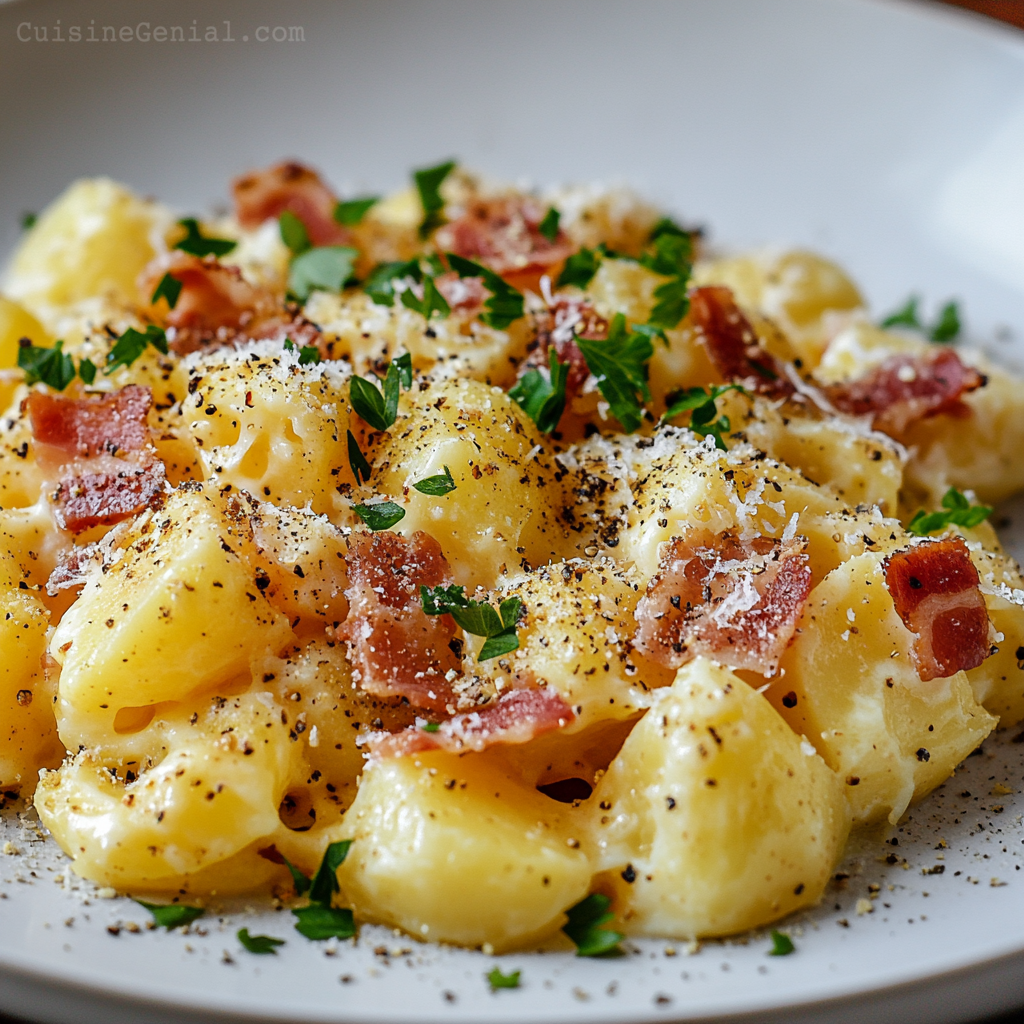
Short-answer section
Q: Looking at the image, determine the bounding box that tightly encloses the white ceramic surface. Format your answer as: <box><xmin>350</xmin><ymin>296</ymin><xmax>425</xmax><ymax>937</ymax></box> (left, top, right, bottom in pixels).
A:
<box><xmin>2</xmin><ymin>1</ymin><xmax>1024</xmax><ymax>1022</ymax></box>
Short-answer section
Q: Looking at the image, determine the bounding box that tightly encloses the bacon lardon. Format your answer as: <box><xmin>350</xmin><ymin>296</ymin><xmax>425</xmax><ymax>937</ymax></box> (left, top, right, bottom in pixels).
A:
<box><xmin>883</xmin><ymin>537</ymin><xmax>993</xmax><ymax>682</ymax></box>
<box><xmin>435</xmin><ymin>195</ymin><xmax>574</xmax><ymax>293</ymax></box>
<box><xmin>336</xmin><ymin>531</ymin><xmax>462</xmax><ymax>713</ymax></box>
<box><xmin>232</xmin><ymin>160</ymin><xmax>350</xmax><ymax>247</ymax></box>
<box><xmin>689</xmin><ymin>286</ymin><xmax>795</xmax><ymax>399</ymax></box>
<box><xmin>366</xmin><ymin>687</ymin><xmax>575</xmax><ymax>759</ymax></box>
<box><xmin>824</xmin><ymin>349</ymin><xmax>985</xmax><ymax>436</ymax></box>
<box><xmin>55</xmin><ymin>465</ymin><xmax>166</xmax><ymax>534</ymax></box>
<box><xmin>634</xmin><ymin>531</ymin><xmax>812</xmax><ymax>676</ymax></box>
<box><xmin>520</xmin><ymin>297</ymin><xmax>608</xmax><ymax>398</ymax></box>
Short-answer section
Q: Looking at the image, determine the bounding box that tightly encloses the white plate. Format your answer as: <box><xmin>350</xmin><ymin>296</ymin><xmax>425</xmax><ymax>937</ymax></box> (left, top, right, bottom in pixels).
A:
<box><xmin>2</xmin><ymin>1</ymin><xmax>1024</xmax><ymax>1022</ymax></box>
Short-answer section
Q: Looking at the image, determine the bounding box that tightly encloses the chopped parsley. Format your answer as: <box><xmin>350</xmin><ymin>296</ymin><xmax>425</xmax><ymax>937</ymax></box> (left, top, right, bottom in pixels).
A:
<box><xmin>663</xmin><ymin>384</ymin><xmax>744</xmax><ymax>450</ymax></box>
<box><xmin>880</xmin><ymin>295</ymin><xmax>961</xmax><ymax>343</ymax></box>
<box><xmin>288</xmin><ymin>246</ymin><xmax>358</xmax><ymax>302</ymax></box>
<box><xmin>394</xmin><ymin>352</ymin><xmax>413</xmax><ymax>389</ymax></box>
<box><xmin>640</xmin><ymin>232</ymin><xmax>693</xmax><ymax>331</ymax></box>
<box><xmin>237</xmin><ymin>928</ymin><xmax>285</xmax><ymax>955</ymax></box>
<box><xmin>280</xmin><ymin>853</ymin><xmax>311</xmax><ymax>895</ymax></box>
<box><xmin>421</xmin><ymin>721</ymin><xmax>441</xmax><ymax>733</ymax></box>
<box><xmin>349</xmin><ymin>357</ymin><xmax>407</xmax><ymax>432</ymax></box>
<box><xmin>364</xmin><ymin>260</ymin><xmax>422</xmax><ymax>307</ymax></box>
<box><xmin>279</xmin><ymin>210</ymin><xmax>311</xmax><ymax>255</ymax></box>
<box><xmin>576</xmin><ymin>313</ymin><xmax>653</xmax><ymax>433</ymax></box>
<box><xmin>414</xmin><ymin>159</ymin><xmax>456</xmax><ymax>238</ymax></box>
<box><xmin>420</xmin><ymin>586</ymin><xmax>522</xmax><ymax>661</ymax></box>
<box><xmin>768</xmin><ymin>929</ymin><xmax>795</xmax><ymax>956</ymax></box>
<box><xmin>150</xmin><ymin>272</ymin><xmax>182</xmax><ymax>309</ymax></box>
<box><xmin>413</xmin><ymin>465</ymin><xmax>457</xmax><ymax>496</ymax></box>
<box><xmin>291</xmin><ymin>840</ymin><xmax>356</xmax><ymax>941</ymax></box>
<box><xmin>309</xmin><ymin>840</ymin><xmax>352</xmax><ymax>906</ymax></box>
<box><xmin>334</xmin><ymin>196</ymin><xmax>379</xmax><ymax>227</ymax></box>
<box><xmin>557</xmin><ymin>247</ymin><xmax>601</xmax><ymax>290</ymax></box>
<box><xmin>17</xmin><ymin>339</ymin><xmax>76</xmax><ymax>390</ymax></box>
<box><xmin>649</xmin><ymin>216</ymin><xmax>689</xmax><ymax>241</ymax></box>
<box><xmin>174</xmin><ymin>217</ymin><xmax>237</xmax><ymax>258</ymax></box>
<box><xmin>400</xmin><ymin>274</ymin><xmax>451</xmax><ymax>320</ymax></box>
<box><xmin>133</xmin><ymin>900</ymin><xmax>205</xmax><ymax>929</ymax></box>
<box><xmin>907</xmin><ymin>487</ymin><xmax>992</xmax><ymax>536</ymax></box>
<box><xmin>446</xmin><ymin>253</ymin><xmax>524</xmax><ymax>329</ymax></box>
<box><xmin>353</xmin><ymin>500</ymin><xmax>405</xmax><ymax>531</ymax></box>
<box><xmin>538</xmin><ymin>206</ymin><xmax>560</xmax><ymax>242</ymax></box>
<box><xmin>347</xmin><ymin>430</ymin><xmax>372</xmax><ymax>484</ymax></box>
<box><xmin>562</xmin><ymin>894</ymin><xmax>623</xmax><ymax>957</ymax></box>
<box><xmin>930</xmin><ymin>300</ymin><xmax>961</xmax><ymax>343</ymax></box>
<box><xmin>21</xmin><ymin>212</ymin><xmax>37</xmax><ymax>231</ymax></box>
<box><xmin>487</xmin><ymin>967</ymin><xmax>521</xmax><ymax>991</ymax></box>
<box><xmin>105</xmin><ymin>325</ymin><xmax>168</xmax><ymax>374</ymax></box>
<box><xmin>880</xmin><ymin>296</ymin><xmax>921</xmax><ymax>330</ymax></box>
<box><xmin>508</xmin><ymin>350</ymin><xmax>569</xmax><ymax>434</ymax></box>
<box><xmin>77</xmin><ymin>358</ymin><xmax>97</xmax><ymax>385</ymax></box>
<box><xmin>282</xmin><ymin>337</ymin><xmax>321</xmax><ymax>364</ymax></box>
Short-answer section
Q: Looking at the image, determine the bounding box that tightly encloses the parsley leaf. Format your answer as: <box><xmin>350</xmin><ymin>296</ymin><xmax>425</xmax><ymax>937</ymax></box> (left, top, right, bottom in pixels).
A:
<box><xmin>394</xmin><ymin>352</ymin><xmax>413</xmax><ymax>389</ymax></box>
<box><xmin>334</xmin><ymin>196</ymin><xmax>379</xmax><ymax>227</ymax></box>
<box><xmin>347</xmin><ymin>430</ymin><xmax>372</xmax><ymax>484</ymax></box>
<box><xmin>77</xmin><ymin>358</ymin><xmax>97</xmax><ymax>385</ymax></box>
<box><xmin>930</xmin><ymin>300</ymin><xmax>961</xmax><ymax>343</ymax></box>
<box><xmin>17</xmin><ymin>339</ymin><xmax>76</xmax><ymax>390</ymax></box>
<box><xmin>880</xmin><ymin>296</ymin><xmax>922</xmax><ymax>330</ymax></box>
<box><xmin>640</xmin><ymin>232</ymin><xmax>693</xmax><ymax>331</ymax></box>
<box><xmin>353</xmin><ymin>501</ymin><xmax>405</xmax><ymax>531</ymax></box>
<box><xmin>414</xmin><ymin>159</ymin><xmax>456</xmax><ymax>238</ymax></box>
<box><xmin>562</xmin><ymin>894</ymin><xmax>623</xmax><ymax>957</ymax></box>
<box><xmin>150</xmin><ymin>272</ymin><xmax>182</xmax><ymax>310</ymax></box>
<box><xmin>487</xmin><ymin>967</ymin><xmax>521</xmax><ymax>991</ymax></box>
<box><xmin>364</xmin><ymin>260</ymin><xmax>423</xmax><ymax>307</ymax></box>
<box><xmin>576</xmin><ymin>314</ymin><xmax>653</xmax><ymax>433</ymax></box>
<box><xmin>508</xmin><ymin>350</ymin><xmax>569</xmax><ymax>433</ymax></box>
<box><xmin>446</xmin><ymin>253</ymin><xmax>524</xmax><ymax>329</ymax></box>
<box><xmin>350</xmin><ymin>360</ymin><xmax>403</xmax><ymax>431</ymax></box>
<box><xmin>288</xmin><ymin>246</ymin><xmax>358</xmax><ymax>302</ymax></box>
<box><xmin>175</xmin><ymin>217</ymin><xmax>237</xmax><ymax>258</ymax></box>
<box><xmin>279</xmin><ymin>210</ymin><xmax>311</xmax><ymax>255</ymax></box>
<box><xmin>133</xmin><ymin>900</ymin><xmax>205</xmax><ymax>929</ymax></box>
<box><xmin>292</xmin><ymin>904</ymin><xmax>356</xmax><ymax>941</ymax></box>
<box><xmin>105</xmin><ymin>325</ymin><xmax>168</xmax><ymax>374</ymax></box>
<box><xmin>421</xmin><ymin>721</ymin><xmax>441</xmax><ymax>733</ymax></box>
<box><xmin>237</xmin><ymin>928</ymin><xmax>285</xmax><ymax>955</ymax></box>
<box><xmin>413</xmin><ymin>465</ymin><xmax>457</xmax><ymax>496</ymax></box>
<box><xmin>21</xmin><ymin>212</ymin><xmax>36</xmax><ymax>231</ymax></box>
<box><xmin>538</xmin><ymin>207</ymin><xmax>560</xmax><ymax>242</ymax></box>
<box><xmin>308</xmin><ymin>840</ymin><xmax>352</xmax><ymax>906</ymax></box>
<box><xmin>420</xmin><ymin>586</ymin><xmax>521</xmax><ymax>660</ymax></box>
<box><xmin>557</xmin><ymin>247</ymin><xmax>601</xmax><ymax>290</ymax></box>
<box><xmin>297</xmin><ymin>344</ymin><xmax>321</xmax><ymax>366</ymax></box>
<box><xmin>907</xmin><ymin>487</ymin><xmax>992</xmax><ymax>536</ymax></box>
<box><xmin>280</xmin><ymin>854</ymin><xmax>311</xmax><ymax>895</ymax></box>
<box><xmin>649</xmin><ymin>217</ymin><xmax>689</xmax><ymax>241</ymax></box>
<box><xmin>768</xmin><ymin>930</ymin><xmax>795</xmax><ymax>956</ymax></box>
<box><xmin>663</xmin><ymin>384</ymin><xmax>744</xmax><ymax>451</ymax></box>
<box><xmin>400</xmin><ymin>274</ymin><xmax>451</xmax><ymax>321</ymax></box>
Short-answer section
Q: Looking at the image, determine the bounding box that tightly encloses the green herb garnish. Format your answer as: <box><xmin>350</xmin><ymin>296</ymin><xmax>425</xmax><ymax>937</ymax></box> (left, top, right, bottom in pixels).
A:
<box><xmin>556</xmin><ymin>247</ymin><xmax>600</xmax><ymax>290</ymax></box>
<box><xmin>400</xmin><ymin>274</ymin><xmax>451</xmax><ymax>321</ymax></box>
<box><xmin>17</xmin><ymin>339</ymin><xmax>76</xmax><ymax>390</ymax></box>
<box><xmin>350</xmin><ymin>358</ymin><xmax>404</xmax><ymax>432</ymax></box>
<box><xmin>150</xmin><ymin>272</ymin><xmax>182</xmax><ymax>310</ymax></box>
<box><xmin>880</xmin><ymin>296</ymin><xmax>922</xmax><ymax>330</ymax></box>
<box><xmin>422</xmin><ymin>722</ymin><xmax>441</xmax><ymax>733</ymax></box>
<box><xmin>21</xmin><ymin>212</ymin><xmax>37</xmax><ymax>231</ymax></box>
<box><xmin>279</xmin><ymin>210</ymin><xmax>311</xmax><ymax>255</ymax></box>
<box><xmin>105</xmin><ymin>325</ymin><xmax>168</xmax><ymax>374</ymax></box>
<box><xmin>562</xmin><ymin>894</ymin><xmax>623</xmax><ymax>957</ymax></box>
<box><xmin>768</xmin><ymin>929</ymin><xmax>795</xmax><ymax>956</ymax></box>
<box><xmin>133</xmin><ymin>900</ymin><xmax>205</xmax><ymax>930</ymax></box>
<box><xmin>280</xmin><ymin>854</ymin><xmax>311</xmax><ymax>895</ymax></box>
<box><xmin>363</xmin><ymin>260</ymin><xmax>422</xmax><ymax>307</ymax></box>
<box><xmin>237</xmin><ymin>928</ymin><xmax>285</xmax><ymax>955</ymax></box>
<box><xmin>291</xmin><ymin>841</ymin><xmax>356</xmax><ymax>941</ymax></box>
<box><xmin>288</xmin><ymin>246</ymin><xmax>358</xmax><ymax>302</ymax></box>
<box><xmin>77</xmin><ymin>358</ymin><xmax>97</xmax><ymax>385</ymax></box>
<box><xmin>347</xmin><ymin>430</ymin><xmax>372</xmax><ymax>484</ymax></box>
<box><xmin>446</xmin><ymin>253</ymin><xmax>524</xmax><ymax>329</ymax></box>
<box><xmin>663</xmin><ymin>384</ymin><xmax>744</xmax><ymax>451</ymax></box>
<box><xmin>414</xmin><ymin>159</ymin><xmax>456</xmax><ymax>238</ymax></box>
<box><xmin>175</xmin><ymin>217</ymin><xmax>237</xmax><ymax>258</ymax></box>
<box><xmin>508</xmin><ymin>350</ymin><xmax>569</xmax><ymax>433</ymax></box>
<box><xmin>334</xmin><ymin>196</ymin><xmax>379</xmax><ymax>227</ymax></box>
<box><xmin>487</xmin><ymin>967</ymin><xmax>521</xmax><ymax>991</ymax></box>
<box><xmin>907</xmin><ymin>487</ymin><xmax>992</xmax><ymax>536</ymax></box>
<box><xmin>353</xmin><ymin>501</ymin><xmax>405</xmax><ymax>531</ymax></box>
<box><xmin>649</xmin><ymin>217</ymin><xmax>689</xmax><ymax>241</ymax></box>
<box><xmin>308</xmin><ymin>840</ymin><xmax>351</xmax><ymax>906</ymax></box>
<box><xmin>538</xmin><ymin>207</ymin><xmax>560</xmax><ymax>243</ymax></box>
<box><xmin>930</xmin><ymin>300</ymin><xmax>961</xmax><ymax>343</ymax></box>
<box><xmin>576</xmin><ymin>313</ymin><xmax>653</xmax><ymax>433</ymax></box>
<box><xmin>394</xmin><ymin>352</ymin><xmax>413</xmax><ymax>389</ymax></box>
<box><xmin>640</xmin><ymin>232</ymin><xmax>693</xmax><ymax>331</ymax></box>
<box><xmin>420</xmin><ymin>586</ymin><xmax>521</xmax><ymax>661</ymax></box>
<box><xmin>298</xmin><ymin>345</ymin><xmax>320</xmax><ymax>365</ymax></box>
<box><xmin>413</xmin><ymin>465</ymin><xmax>457</xmax><ymax>496</ymax></box>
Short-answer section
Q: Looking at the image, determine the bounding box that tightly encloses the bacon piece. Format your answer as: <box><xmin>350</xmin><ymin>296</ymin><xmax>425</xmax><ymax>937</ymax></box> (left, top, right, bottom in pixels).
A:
<box><xmin>435</xmin><ymin>195</ymin><xmax>575</xmax><ymax>293</ymax></box>
<box><xmin>520</xmin><ymin>297</ymin><xmax>608</xmax><ymax>397</ymax></box>
<box><xmin>232</xmin><ymin>160</ymin><xmax>349</xmax><ymax>247</ymax></box>
<box><xmin>337</xmin><ymin>531</ymin><xmax>462</xmax><ymax>712</ymax></box>
<box><xmin>824</xmin><ymin>349</ymin><xmax>985</xmax><ymax>436</ymax></box>
<box><xmin>55</xmin><ymin>464</ymin><xmax>166</xmax><ymax>533</ymax></box>
<box><xmin>367</xmin><ymin>687</ymin><xmax>574</xmax><ymax>759</ymax></box>
<box><xmin>433</xmin><ymin>272</ymin><xmax>489</xmax><ymax>319</ymax></box>
<box><xmin>883</xmin><ymin>537</ymin><xmax>992</xmax><ymax>681</ymax></box>
<box><xmin>634</xmin><ymin>531</ymin><xmax>812</xmax><ymax>676</ymax></box>
<box><xmin>689</xmin><ymin>286</ymin><xmax>795</xmax><ymax>399</ymax></box>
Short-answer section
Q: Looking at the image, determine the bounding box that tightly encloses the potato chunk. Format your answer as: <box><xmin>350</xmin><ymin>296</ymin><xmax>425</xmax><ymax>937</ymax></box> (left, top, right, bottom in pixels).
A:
<box><xmin>337</xmin><ymin>750</ymin><xmax>591</xmax><ymax>951</ymax></box>
<box><xmin>588</xmin><ymin>659</ymin><xmax>849</xmax><ymax>938</ymax></box>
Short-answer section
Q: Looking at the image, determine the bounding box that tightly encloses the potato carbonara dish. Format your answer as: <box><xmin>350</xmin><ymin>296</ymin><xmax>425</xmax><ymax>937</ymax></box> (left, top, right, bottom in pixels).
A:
<box><xmin>1</xmin><ymin>160</ymin><xmax>1023</xmax><ymax>953</ymax></box>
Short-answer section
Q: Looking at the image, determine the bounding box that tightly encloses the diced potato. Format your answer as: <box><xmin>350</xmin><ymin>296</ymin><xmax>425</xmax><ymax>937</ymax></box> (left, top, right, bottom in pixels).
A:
<box><xmin>588</xmin><ymin>659</ymin><xmax>849</xmax><ymax>938</ymax></box>
<box><xmin>544</xmin><ymin>184</ymin><xmax>660</xmax><ymax>258</ymax></box>
<box><xmin>768</xmin><ymin>552</ymin><xmax>996</xmax><ymax>824</ymax></box>
<box><xmin>337</xmin><ymin>750</ymin><xmax>591</xmax><ymax>951</ymax></box>
<box><xmin>52</xmin><ymin>486</ymin><xmax>293</xmax><ymax>754</ymax></box>
<box><xmin>0</xmin><ymin>295</ymin><xmax>51</xmax><ymax>369</ymax></box>
<box><xmin>36</xmin><ymin>692</ymin><xmax>302</xmax><ymax>889</ymax></box>
<box><xmin>372</xmin><ymin>378</ymin><xmax>566</xmax><ymax>588</ymax></box>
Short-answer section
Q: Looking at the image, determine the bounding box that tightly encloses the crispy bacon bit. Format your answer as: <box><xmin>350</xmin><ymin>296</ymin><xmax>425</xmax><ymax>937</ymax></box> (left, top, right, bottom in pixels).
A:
<box><xmin>824</xmin><ymin>349</ymin><xmax>985</xmax><ymax>436</ymax></box>
<box><xmin>232</xmin><ymin>160</ymin><xmax>349</xmax><ymax>247</ymax></box>
<box><xmin>367</xmin><ymin>687</ymin><xmax>574</xmax><ymax>759</ymax></box>
<box><xmin>433</xmin><ymin>272</ymin><xmax>489</xmax><ymax>319</ymax></box>
<box><xmin>435</xmin><ymin>195</ymin><xmax>574</xmax><ymax>293</ymax></box>
<box><xmin>883</xmin><ymin>537</ymin><xmax>993</xmax><ymax>681</ymax></box>
<box><xmin>337</xmin><ymin>531</ymin><xmax>462</xmax><ymax>712</ymax></box>
<box><xmin>634</xmin><ymin>531</ymin><xmax>812</xmax><ymax>676</ymax></box>
<box><xmin>55</xmin><ymin>464</ymin><xmax>166</xmax><ymax>534</ymax></box>
<box><xmin>689</xmin><ymin>286</ymin><xmax>795</xmax><ymax>399</ymax></box>
<box><xmin>520</xmin><ymin>298</ymin><xmax>608</xmax><ymax>396</ymax></box>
